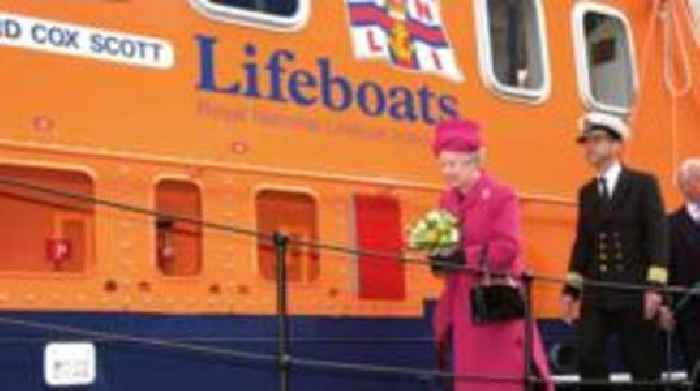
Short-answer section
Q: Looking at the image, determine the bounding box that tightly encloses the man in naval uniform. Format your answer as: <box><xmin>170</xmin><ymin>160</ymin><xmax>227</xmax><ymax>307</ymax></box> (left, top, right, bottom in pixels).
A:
<box><xmin>561</xmin><ymin>112</ymin><xmax>669</xmax><ymax>390</ymax></box>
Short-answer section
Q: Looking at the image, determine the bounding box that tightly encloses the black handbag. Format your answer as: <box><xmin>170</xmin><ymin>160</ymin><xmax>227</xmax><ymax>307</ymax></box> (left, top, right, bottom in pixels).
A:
<box><xmin>470</xmin><ymin>245</ymin><xmax>526</xmax><ymax>324</ymax></box>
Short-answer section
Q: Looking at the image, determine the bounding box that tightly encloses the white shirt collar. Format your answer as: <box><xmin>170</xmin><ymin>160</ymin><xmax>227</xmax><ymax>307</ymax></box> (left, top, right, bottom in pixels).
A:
<box><xmin>598</xmin><ymin>161</ymin><xmax>622</xmax><ymax>196</ymax></box>
<box><xmin>687</xmin><ymin>202</ymin><xmax>700</xmax><ymax>222</ymax></box>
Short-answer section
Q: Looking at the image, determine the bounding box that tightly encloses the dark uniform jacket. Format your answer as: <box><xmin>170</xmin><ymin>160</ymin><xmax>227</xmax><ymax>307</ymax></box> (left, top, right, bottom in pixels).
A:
<box><xmin>668</xmin><ymin>206</ymin><xmax>700</xmax><ymax>372</ymax></box>
<box><xmin>669</xmin><ymin>207</ymin><xmax>700</xmax><ymax>291</ymax></box>
<box><xmin>564</xmin><ymin>167</ymin><xmax>669</xmax><ymax>310</ymax></box>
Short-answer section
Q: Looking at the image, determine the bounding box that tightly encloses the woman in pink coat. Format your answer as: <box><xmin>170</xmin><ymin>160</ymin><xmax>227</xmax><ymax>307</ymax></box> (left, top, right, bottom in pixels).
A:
<box><xmin>431</xmin><ymin>119</ymin><xmax>554</xmax><ymax>391</ymax></box>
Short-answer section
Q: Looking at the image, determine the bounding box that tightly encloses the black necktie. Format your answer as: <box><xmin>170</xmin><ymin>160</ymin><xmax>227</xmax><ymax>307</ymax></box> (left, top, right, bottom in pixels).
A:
<box><xmin>599</xmin><ymin>177</ymin><xmax>611</xmax><ymax>208</ymax></box>
<box><xmin>599</xmin><ymin>177</ymin><xmax>608</xmax><ymax>198</ymax></box>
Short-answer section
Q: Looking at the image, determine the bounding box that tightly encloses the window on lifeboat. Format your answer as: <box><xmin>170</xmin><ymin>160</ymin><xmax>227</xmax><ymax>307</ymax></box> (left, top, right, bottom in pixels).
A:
<box><xmin>207</xmin><ymin>0</ymin><xmax>298</xmax><ymax>16</ymax></box>
<box><xmin>189</xmin><ymin>0</ymin><xmax>309</xmax><ymax>30</ymax></box>
<box><xmin>573</xmin><ymin>4</ymin><xmax>638</xmax><ymax>113</ymax></box>
<box><xmin>476</xmin><ymin>0</ymin><xmax>551</xmax><ymax>102</ymax></box>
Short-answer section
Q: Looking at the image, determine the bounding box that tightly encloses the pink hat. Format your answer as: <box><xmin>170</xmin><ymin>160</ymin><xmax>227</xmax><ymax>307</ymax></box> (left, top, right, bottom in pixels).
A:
<box><xmin>432</xmin><ymin>119</ymin><xmax>482</xmax><ymax>156</ymax></box>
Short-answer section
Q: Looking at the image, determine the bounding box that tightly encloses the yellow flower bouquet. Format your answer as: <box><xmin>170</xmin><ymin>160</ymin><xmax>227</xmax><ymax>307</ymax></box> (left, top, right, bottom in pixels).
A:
<box><xmin>407</xmin><ymin>209</ymin><xmax>460</xmax><ymax>253</ymax></box>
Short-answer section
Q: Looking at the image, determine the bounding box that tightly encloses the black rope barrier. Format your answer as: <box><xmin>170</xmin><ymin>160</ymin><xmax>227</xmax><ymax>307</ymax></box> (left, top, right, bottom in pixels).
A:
<box><xmin>0</xmin><ymin>175</ymin><xmax>696</xmax><ymax>390</ymax></box>
<box><xmin>0</xmin><ymin>176</ymin><xmax>268</xmax><ymax>240</ymax></box>
<box><xmin>0</xmin><ymin>175</ymin><xmax>696</xmax><ymax>295</ymax></box>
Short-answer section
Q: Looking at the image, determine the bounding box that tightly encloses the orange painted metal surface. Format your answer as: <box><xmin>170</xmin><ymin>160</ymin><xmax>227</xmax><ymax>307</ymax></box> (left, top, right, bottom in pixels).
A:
<box><xmin>0</xmin><ymin>1</ymin><xmax>697</xmax><ymax>319</ymax></box>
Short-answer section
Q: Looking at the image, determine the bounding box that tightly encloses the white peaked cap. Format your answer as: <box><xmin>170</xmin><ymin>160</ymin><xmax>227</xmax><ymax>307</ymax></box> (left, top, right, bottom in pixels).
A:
<box><xmin>577</xmin><ymin>112</ymin><xmax>631</xmax><ymax>143</ymax></box>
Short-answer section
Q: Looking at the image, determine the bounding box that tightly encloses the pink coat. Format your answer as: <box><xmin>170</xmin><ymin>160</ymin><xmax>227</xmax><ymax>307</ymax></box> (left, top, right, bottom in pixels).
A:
<box><xmin>433</xmin><ymin>172</ymin><xmax>554</xmax><ymax>391</ymax></box>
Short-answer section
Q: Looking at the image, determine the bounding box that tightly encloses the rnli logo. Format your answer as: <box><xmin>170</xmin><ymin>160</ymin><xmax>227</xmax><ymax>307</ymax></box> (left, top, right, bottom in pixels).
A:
<box><xmin>346</xmin><ymin>0</ymin><xmax>464</xmax><ymax>81</ymax></box>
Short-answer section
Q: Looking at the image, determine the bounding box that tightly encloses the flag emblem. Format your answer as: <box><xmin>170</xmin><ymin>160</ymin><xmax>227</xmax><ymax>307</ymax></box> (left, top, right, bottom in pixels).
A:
<box><xmin>346</xmin><ymin>0</ymin><xmax>464</xmax><ymax>82</ymax></box>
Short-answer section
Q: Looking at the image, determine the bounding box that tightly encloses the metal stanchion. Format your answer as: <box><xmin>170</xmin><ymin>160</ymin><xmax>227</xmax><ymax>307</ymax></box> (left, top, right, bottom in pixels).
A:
<box><xmin>522</xmin><ymin>270</ymin><xmax>535</xmax><ymax>391</ymax></box>
<box><xmin>274</xmin><ymin>231</ymin><xmax>291</xmax><ymax>391</ymax></box>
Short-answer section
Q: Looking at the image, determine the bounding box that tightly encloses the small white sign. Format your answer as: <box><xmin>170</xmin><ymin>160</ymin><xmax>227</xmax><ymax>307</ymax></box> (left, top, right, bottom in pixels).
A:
<box><xmin>44</xmin><ymin>342</ymin><xmax>97</xmax><ymax>387</ymax></box>
<box><xmin>0</xmin><ymin>12</ymin><xmax>175</xmax><ymax>69</ymax></box>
